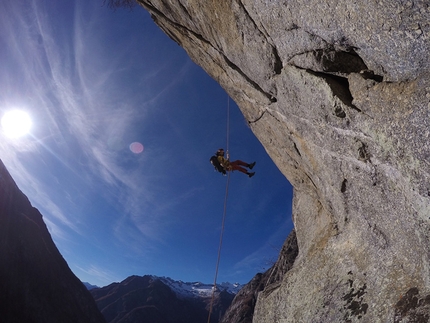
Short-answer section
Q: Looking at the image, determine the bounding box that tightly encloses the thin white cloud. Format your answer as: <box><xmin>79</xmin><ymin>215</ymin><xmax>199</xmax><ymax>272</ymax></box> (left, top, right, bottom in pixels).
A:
<box><xmin>0</xmin><ymin>1</ymin><xmax>200</xmax><ymax>274</ymax></box>
<box><xmin>74</xmin><ymin>264</ymin><xmax>121</xmax><ymax>286</ymax></box>
<box><xmin>232</xmin><ymin>216</ymin><xmax>294</xmax><ymax>276</ymax></box>
<box><xmin>0</xmin><ymin>2</ymin><xmax>135</xmax><ymax>227</ymax></box>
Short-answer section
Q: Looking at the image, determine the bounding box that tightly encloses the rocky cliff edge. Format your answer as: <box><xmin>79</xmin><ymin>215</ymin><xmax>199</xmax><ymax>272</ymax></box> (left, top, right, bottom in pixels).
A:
<box><xmin>137</xmin><ymin>1</ymin><xmax>430</xmax><ymax>322</ymax></box>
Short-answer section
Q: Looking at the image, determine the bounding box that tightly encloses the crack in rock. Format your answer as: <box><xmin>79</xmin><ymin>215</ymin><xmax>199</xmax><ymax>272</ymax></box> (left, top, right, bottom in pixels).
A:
<box><xmin>238</xmin><ymin>0</ymin><xmax>283</xmax><ymax>75</ymax></box>
<box><xmin>308</xmin><ymin>70</ymin><xmax>362</xmax><ymax>112</ymax></box>
<box><xmin>222</xmin><ymin>55</ymin><xmax>278</xmax><ymax>103</ymax></box>
<box><xmin>141</xmin><ymin>1</ymin><xmax>278</xmax><ymax>104</ymax></box>
<box><xmin>289</xmin><ymin>49</ymin><xmax>369</xmax><ymax>76</ymax></box>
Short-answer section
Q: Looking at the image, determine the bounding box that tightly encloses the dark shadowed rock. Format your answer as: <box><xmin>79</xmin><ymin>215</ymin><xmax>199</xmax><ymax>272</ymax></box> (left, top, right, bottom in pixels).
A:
<box><xmin>0</xmin><ymin>159</ymin><xmax>106</xmax><ymax>323</ymax></box>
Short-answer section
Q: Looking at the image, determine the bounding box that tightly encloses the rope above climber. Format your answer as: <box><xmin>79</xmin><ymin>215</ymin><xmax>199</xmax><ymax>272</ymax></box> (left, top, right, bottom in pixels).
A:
<box><xmin>210</xmin><ymin>148</ymin><xmax>256</xmax><ymax>178</ymax></box>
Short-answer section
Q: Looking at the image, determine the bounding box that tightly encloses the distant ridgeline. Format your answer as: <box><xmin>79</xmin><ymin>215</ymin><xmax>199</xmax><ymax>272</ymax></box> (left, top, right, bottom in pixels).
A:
<box><xmin>89</xmin><ymin>275</ymin><xmax>241</xmax><ymax>323</ymax></box>
<box><xmin>87</xmin><ymin>230</ymin><xmax>299</xmax><ymax>323</ymax></box>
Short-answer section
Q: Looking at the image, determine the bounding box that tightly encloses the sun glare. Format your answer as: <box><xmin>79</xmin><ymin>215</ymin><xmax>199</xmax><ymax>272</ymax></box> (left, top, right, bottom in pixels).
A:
<box><xmin>1</xmin><ymin>110</ymin><xmax>32</xmax><ymax>138</ymax></box>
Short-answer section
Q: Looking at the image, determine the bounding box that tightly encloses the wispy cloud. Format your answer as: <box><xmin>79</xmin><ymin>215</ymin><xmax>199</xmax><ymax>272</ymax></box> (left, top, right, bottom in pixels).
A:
<box><xmin>0</xmin><ymin>0</ymin><xmax>182</xmax><ymax>248</ymax></box>
<box><xmin>74</xmin><ymin>264</ymin><xmax>121</xmax><ymax>286</ymax></box>
<box><xmin>231</xmin><ymin>215</ymin><xmax>294</xmax><ymax>277</ymax></box>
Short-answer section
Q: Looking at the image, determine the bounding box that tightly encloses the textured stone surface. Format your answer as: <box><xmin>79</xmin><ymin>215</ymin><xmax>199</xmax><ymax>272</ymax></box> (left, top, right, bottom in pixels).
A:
<box><xmin>0</xmin><ymin>160</ymin><xmax>106</xmax><ymax>323</ymax></box>
<box><xmin>137</xmin><ymin>0</ymin><xmax>430</xmax><ymax>322</ymax></box>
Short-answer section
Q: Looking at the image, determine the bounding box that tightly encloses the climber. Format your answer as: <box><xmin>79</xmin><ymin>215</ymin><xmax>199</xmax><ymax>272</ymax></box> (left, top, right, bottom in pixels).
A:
<box><xmin>215</xmin><ymin>148</ymin><xmax>256</xmax><ymax>178</ymax></box>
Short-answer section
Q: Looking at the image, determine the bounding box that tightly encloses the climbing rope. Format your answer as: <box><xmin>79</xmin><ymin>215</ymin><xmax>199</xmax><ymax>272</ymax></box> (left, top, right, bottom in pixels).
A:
<box><xmin>207</xmin><ymin>96</ymin><xmax>231</xmax><ymax>323</ymax></box>
<box><xmin>207</xmin><ymin>171</ymin><xmax>231</xmax><ymax>323</ymax></box>
<box><xmin>225</xmin><ymin>95</ymin><xmax>230</xmax><ymax>158</ymax></box>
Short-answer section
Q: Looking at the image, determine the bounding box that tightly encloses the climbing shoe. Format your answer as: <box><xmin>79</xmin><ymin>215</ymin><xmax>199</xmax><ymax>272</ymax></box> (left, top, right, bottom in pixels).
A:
<box><xmin>248</xmin><ymin>162</ymin><xmax>256</xmax><ymax>169</ymax></box>
<box><xmin>248</xmin><ymin>172</ymin><xmax>255</xmax><ymax>178</ymax></box>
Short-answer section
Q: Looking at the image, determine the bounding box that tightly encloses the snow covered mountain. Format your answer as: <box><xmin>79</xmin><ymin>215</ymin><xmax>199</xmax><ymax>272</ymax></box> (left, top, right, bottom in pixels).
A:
<box><xmin>89</xmin><ymin>275</ymin><xmax>243</xmax><ymax>323</ymax></box>
<box><xmin>156</xmin><ymin>276</ymin><xmax>242</xmax><ymax>298</ymax></box>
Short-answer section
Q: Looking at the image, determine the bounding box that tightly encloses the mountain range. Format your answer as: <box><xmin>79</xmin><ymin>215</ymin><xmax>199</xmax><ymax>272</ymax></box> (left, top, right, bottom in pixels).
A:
<box><xmin>89</xmin><ymin>275</ymin><xmax>241</xmax><ymax>323</ymax></box>
<box><xmin>84</xmin><ymin>229</ymin><xmax>299</xmax><ymax>323</ymax></box>
<box><xmin>0</xmin><ymin>157</ymin><xmax>298</xmax><ymax>323</ymax></box>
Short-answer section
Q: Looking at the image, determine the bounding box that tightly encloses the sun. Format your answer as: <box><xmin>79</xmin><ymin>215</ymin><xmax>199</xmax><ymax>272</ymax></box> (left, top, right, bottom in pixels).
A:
<box><xmin>1</xmin><ymin>110</ymin><xmax>32</xmax><ymax>138</ymax></box>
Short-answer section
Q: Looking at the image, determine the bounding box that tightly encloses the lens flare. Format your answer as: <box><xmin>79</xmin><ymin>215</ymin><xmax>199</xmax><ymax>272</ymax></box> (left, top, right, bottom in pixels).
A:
<box><xmin>129</xmin><ymin>142</ymin><xmax>144</xmax><ymax>154</ymax></box>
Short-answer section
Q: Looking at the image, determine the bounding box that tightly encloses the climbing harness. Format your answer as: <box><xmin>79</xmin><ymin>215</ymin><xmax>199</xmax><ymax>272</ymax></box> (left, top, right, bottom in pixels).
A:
<box><xmin>207</xmin><ymin>96</ymin><xmax>231</xmax><ymax>323</ymax></box>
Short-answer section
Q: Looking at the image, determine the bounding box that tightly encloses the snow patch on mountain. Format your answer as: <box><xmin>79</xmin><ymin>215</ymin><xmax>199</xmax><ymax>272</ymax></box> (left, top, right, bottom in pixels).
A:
<box><xmin>156</xmin><ymin>276</ymin><xmax>242</xmax><ymax>299</ymax></box>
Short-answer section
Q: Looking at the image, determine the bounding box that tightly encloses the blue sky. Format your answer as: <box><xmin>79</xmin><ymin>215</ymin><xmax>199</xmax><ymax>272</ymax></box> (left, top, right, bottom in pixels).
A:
<box><xmin>0</xmin><ymin>0</ymin><xmax>293</xmax><ymax>287</ymax></box>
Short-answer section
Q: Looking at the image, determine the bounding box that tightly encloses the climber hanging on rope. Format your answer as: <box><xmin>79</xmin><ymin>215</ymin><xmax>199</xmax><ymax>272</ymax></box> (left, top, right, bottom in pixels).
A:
<box><xmin>210</xmin><ymin>148</ymin><xmax>256</xmax><ymax>177</ymax></box>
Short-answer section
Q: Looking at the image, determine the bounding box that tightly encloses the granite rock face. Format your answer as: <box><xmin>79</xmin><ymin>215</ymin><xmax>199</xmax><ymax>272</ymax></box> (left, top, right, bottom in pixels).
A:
<box><xmin>0</xmin><ymin>160</ymin><xmax>106</xmax><ymax>323</ymax></box>
<box><xmin>137</xmin><ymin>0</ymin><xmax>430</xmax><ymax>322</ymax></box>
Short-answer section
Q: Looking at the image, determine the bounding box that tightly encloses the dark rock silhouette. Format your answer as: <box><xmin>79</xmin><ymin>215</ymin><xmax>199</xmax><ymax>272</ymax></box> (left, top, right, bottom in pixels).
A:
<box><xmin>0</xmin><ymin>159</ymin><xmax>105</xmax><ymax>323</ymax></box>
